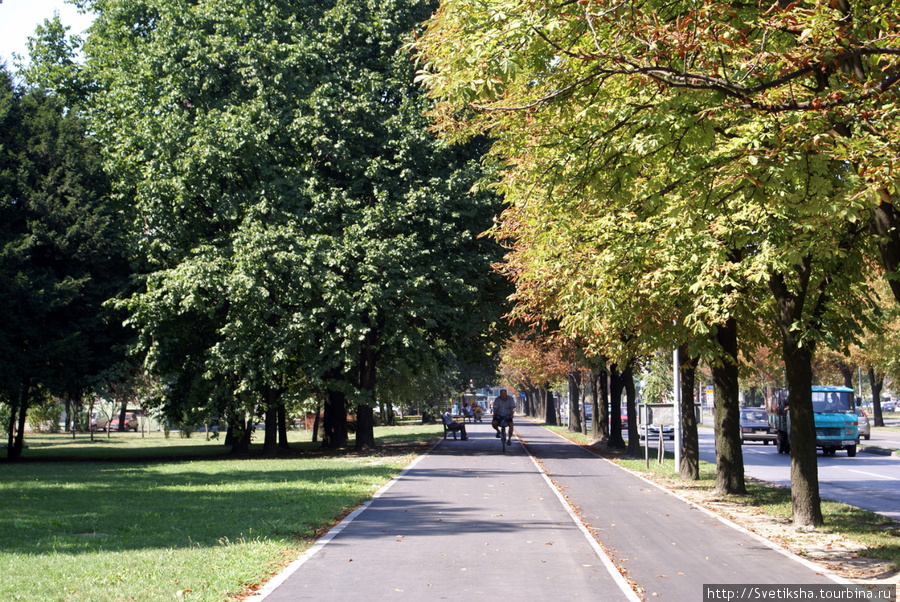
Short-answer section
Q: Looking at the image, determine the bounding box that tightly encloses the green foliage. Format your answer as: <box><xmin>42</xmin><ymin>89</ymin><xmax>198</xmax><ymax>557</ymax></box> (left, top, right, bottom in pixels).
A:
<box><xmin>414</xmin><ymin>0</ymin><xmax>896</xmax><ymax>521</ymax></box>
<box><xmin>642</xmin><ymin>350</ymin><xmax>674</xmax><ymax>405</ymax></box>
<box><xmin>86</xmin><ymin>0</ymin><xmax>508</xmax><ymax>429</ymax></box>
<box><xmin>26</xmin><ymin>394</ymin><xmax>63</xmax><ymax>433</ymax></box>
<box><xmin>0</xmin><ymin>62</ymin><xmax>132</xmax><ymax>453</ymax></box>
<box><xmin>414</xmin><ymin>0</ymin><xmax>888</xmax><ymax>366</ymax></box>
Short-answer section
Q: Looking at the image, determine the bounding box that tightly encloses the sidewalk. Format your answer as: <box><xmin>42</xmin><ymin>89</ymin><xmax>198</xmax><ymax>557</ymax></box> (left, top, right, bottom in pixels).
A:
<box><xmin>252</xmin><ymin>420</ymin><xmax>847</xmax><ymax>601</ymax></box>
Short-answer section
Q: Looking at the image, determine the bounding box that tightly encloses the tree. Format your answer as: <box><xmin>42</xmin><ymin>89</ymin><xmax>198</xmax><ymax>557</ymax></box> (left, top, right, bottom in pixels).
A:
<box><xmin>414</xmin><ymin>0</ymin><xmax>892</xmax><ymax>523</ymax></box>
<box><xmin>498</xmin><ymin>334</ymin><xmax>567</xmax><ymax>424</ymax></box>
<box><xmin>85</xmin><ymin>0</ymin><xmax>509</xmax><ymax>452</ymax></box>
<box><xmin>0</xmin><ymin>63</ymin><xmax>131</xmax><ymax>460</ymax></box>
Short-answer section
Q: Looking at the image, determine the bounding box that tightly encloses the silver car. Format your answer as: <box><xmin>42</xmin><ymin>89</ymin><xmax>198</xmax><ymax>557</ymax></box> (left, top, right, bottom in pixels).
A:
<box><xmin>856</xmin><ymin>408</ymin><xmax>871</xmax><ymax>440</ymax></box>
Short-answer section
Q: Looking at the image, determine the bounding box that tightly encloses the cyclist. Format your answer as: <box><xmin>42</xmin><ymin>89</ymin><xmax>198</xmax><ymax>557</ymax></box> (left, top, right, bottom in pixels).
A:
<box><xmin>492</xmin><ymin>389</ymin><xmax>516</xmax><ymax>442</ymax></box>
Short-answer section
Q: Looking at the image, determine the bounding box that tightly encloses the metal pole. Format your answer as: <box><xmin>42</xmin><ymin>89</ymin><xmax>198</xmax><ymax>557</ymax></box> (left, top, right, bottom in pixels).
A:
<box><xmin>859</xmin><ymin>365</ymin><xmax>865</xmax><ymax>408</ymax></box>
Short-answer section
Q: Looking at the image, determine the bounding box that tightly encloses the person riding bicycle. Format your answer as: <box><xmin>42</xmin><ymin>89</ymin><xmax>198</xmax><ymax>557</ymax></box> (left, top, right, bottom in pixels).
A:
<box><xmin>492</xmin><ymin>389</ymin><xmax>516</xmax><ymax>443</ymax></box>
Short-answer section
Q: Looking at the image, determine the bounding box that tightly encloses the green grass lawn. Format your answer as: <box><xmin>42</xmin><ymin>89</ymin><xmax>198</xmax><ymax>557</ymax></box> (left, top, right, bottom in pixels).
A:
<box><xmin>1</xmin><ymin>425</ymin><xmax>441</xmax><ymax>601</ymax></box>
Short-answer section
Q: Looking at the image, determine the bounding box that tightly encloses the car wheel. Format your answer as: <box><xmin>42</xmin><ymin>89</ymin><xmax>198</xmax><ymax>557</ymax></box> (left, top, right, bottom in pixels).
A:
<box><xmin>847</xmin><ymin>445</ymin><xmax>857</xmax><ymax>457</ymax></box>
<box><xmin>865</xmin><ymin>435</ymin><xmax>870</xmax><ymax>440</ymax></box>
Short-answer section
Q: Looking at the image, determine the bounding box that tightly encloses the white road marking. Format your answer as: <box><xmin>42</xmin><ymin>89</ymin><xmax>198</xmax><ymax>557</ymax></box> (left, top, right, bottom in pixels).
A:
<box><xmin>847</xmin><ymin>469</ymin><xmax>900</xmax><ymax>481</ymax></box>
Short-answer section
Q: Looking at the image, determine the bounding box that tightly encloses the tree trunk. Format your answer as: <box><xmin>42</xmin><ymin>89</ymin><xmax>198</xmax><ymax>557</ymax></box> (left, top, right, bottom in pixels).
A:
<box><xmin>869</xmin><ymin>368</ymin><xmax>885</xmax><ymax>427</ymax></box>
<box><xmin>544</xmin><ymin>387</ymin><xmax>557</xmax><ymax>426</ymax></box>
<box><xmin>771</xmin><ymin>268</ymin><xmax>823</xmax><ymax>527</ymax></box>
<box><xmin>277</xmin><ymin>403</ymin><xmax>290</xmax><ymax>450</ymax></box>
<box><xmin>356</xmin><ymin>404</ymin><xmax>376</xmax><ymax>449</ymax></box>
<box><xmin>608</xmin><ymin>365</ymin><xmax>626</xmax><ymax>449</ymax></box>
<box><xmin>322</xmin><ymin>386</ymin><xmax>348</xmax><ymax>449</ymax></box>
<box><xmin>118</xmin><ymin>402</ymin><xmax>128</xmax><ymax>433</ymax></box>
<box><xmin>355</xmin><ymin>329</ymin><xmax>378</xmax><ymax>450</ymax></box>
<box><xmin>623</xmin><ymin>365</ymin><xmax>639</xmax><ymax>456</ymax></box>
<box><xmin>262</xmin><ymin>386</ymin><xmax>282</xmax><ymax>457</ymax></box>
<box><xmin>568</xmin><ymin>370</ymin><xmax>582</xmax><ymax>433</ymax></box>
<box><xmin>591</xmin><ymin>364</ymin><xmax>608</xmax><ymax>444</ymax></box>
<box><xmin>837</xmin><ymin>362</ymin><xmax>854</xmax><ymax>390</ymax></box>
<box><xmin>64</xmin><ymin>396</ymin><xmax>72</xmax><ymax>433</ymax></box>
<box><xmin>10</xmin><ymin>383</ymin><xmax>31</xmax><ymax>461</ymax></box>
<box><xmin>870</xmin><ymin>199</ymin><xmax>900</xmax><ymax>304</ymax></box>
<box><xmin>784</xmin><ymin>344</ymin><xmax>823</xmax><ymax>526</ymax></box>
<box><xmin>525</xmin><ymin>386</ymin><xmax>540</xmax><ymax>418</ymax></box>
<box><xmin>228</xmin><ymin>413</ymin><xmax>251</xmax><ymax>454</ymax></box>
<box><xmin>312</xmin><ymin>398</ymin><xmax>322</xmax><ymax>443</ymax></box>
<box><xmin>679</xmin><ymin>345</ymin><xmax>700</xmax><ymax>480</ymax></box>
<box><xmin>711</xmin><ymin>318</ymin><xmax>746</xmax><ymax>495</ymax></box>
<box><xmin>7</xmin><ymin>395</ymin><xmax>19</xmax><ymax>461</ymax></box>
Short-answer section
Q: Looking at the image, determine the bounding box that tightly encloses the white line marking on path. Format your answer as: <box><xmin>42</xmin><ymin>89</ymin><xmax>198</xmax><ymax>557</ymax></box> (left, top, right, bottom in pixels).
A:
<box><xmin>517</xmin><ymin>433</ymin><xmax>643</xmax><ymax>602</ymax></box>
<box><xmin>246</xmin><ymin>446</ymin><xmax>433</xmax><ymax>601</ymax></box>
<box><xmin>539</xmin><ymin>425</ymin><xmax>851</xmax><ymax>586</ymax></box>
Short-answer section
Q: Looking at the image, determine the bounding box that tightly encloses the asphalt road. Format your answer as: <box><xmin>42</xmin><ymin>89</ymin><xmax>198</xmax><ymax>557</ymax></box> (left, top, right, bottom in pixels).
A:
<box><xmin>254</xmin><ymin>420</ymin><xmax>846</xmax><ymax>601</ymax></box>
<box><xmin>256</xmin><ymin>422</ymin><xmax>638</xmax><ymax>601</ymax></box>
<box><xmin>695</xmin><ymin>427</ymin><xmax>900</xmax><ymax>521</ymax></box>
<box><xmin>585</xmin><ymin>415</ymin><xmax>900</xmax><ymax>520</ymax></box>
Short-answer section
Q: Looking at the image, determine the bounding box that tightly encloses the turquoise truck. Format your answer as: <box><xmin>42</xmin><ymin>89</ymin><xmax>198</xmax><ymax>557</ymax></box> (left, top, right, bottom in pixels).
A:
<box><xmin>765</xmin><ymin>385</ymin><xmax>859</xmax><ymax>457</ymax></box>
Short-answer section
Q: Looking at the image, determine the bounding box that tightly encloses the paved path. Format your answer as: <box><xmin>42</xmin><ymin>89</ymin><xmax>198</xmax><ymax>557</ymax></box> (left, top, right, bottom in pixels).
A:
<box><xmin>253</xmin><ymin>420</ymin><xmax>846</xmax><ymax>601</ymax></box>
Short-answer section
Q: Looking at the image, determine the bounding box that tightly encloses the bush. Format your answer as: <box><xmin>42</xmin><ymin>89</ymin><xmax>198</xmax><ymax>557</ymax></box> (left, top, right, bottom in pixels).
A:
<box><xmin>0</xmin><ymin>402</ymin><xmax>9</xmax><ymax>437</ymax></box>
<box><xmin>27</xmin><ymin>398</ymin><xmax>63</xmax><ymax>433</ymax></box>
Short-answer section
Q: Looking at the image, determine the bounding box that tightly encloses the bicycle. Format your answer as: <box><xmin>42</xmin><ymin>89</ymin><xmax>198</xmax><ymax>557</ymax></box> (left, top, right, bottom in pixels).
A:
<box><xmin>498</xmin><ymin>418</ymin><xmax>511</xmax><ymax>452</ymax></box>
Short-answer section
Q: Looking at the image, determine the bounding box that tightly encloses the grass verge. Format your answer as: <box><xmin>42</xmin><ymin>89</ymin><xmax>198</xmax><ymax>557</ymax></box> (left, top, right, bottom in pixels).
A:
<box><xmin>1</xmin><ymin>424</ymin><xmax>441</xmax><ymax>601</ymax></box>
<box><xmin>544</xmin><ymin>425</ymin><xmax>900</xmax><ymax>580</ymax></box>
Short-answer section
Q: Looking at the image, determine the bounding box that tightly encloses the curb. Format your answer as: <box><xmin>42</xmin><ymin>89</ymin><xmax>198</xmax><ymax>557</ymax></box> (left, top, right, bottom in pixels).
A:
<box><xmin>860</xmin><ymin>445</ymin><xmax>900</xmax><ymax>457</ymax></box>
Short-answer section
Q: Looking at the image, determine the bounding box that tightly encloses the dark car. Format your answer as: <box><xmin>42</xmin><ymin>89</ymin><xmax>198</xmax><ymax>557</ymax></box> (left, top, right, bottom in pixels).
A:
<box><xmin>740</xmin><ymin>408</ymin><xmax>776</xmax><ymax>444</ymax></box>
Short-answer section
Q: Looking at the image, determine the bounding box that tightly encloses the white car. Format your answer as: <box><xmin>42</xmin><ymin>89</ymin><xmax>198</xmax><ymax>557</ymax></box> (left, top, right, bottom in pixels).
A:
<box><xmin>640</xmin><ymin>424</ymin><xmax>674</xmax><ymax>440</ymax></box>
<box><xmin>856</xmin><ymin>408</ymin><xmax>871</xmax><ymax>440</ymax></box>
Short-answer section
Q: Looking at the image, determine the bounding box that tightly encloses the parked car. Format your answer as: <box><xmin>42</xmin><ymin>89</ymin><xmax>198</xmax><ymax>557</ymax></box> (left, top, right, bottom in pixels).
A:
<box><xmin>90</xmin><ymin>411</ymin><xmax>109</xmax><ymax>432</ymax></box>
<box><xmin>882</xmin><ymin>400</ymin><xmax>895</xmax><ymax>413</ymax></box>
<box><xmin>739</xmin><ymin>408</ymin><xmax>776</xmax><ymax>444</ymax></box>
<box><xmin>107</xmin><ymin>414</ymin><xmax>139</xmax><ymax>432</ymax></box>
<box><xmin>856</xmin><ymin>408</ymin><xmax>871</xmax><ymax>440</ymax></box>
<box><xmin>640</xmin><ymin>423</ymin><xmax>674</xmax><ymax>440</ymax></box>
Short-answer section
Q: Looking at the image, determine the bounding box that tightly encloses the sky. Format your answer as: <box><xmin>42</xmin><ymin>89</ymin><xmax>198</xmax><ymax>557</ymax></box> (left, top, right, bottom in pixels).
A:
<box><xmin>0</xmin><ymin>0</ymin><xmax>95</xmax><ymax>68</ymax></box>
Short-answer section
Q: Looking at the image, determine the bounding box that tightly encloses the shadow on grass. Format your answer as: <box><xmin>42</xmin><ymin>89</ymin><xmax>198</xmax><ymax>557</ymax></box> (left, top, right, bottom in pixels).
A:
<box><xmin>0</xmin><ymin>432</ymin><xmax>440</xmax><ymax>557</ymax></box>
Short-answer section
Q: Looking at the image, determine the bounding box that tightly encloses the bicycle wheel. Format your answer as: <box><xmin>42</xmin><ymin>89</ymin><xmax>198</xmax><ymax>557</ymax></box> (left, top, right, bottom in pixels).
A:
<box><xmin>500</xmin><ymin>424</ymin><xmax>507</xmax><ymax>452</ymax></box>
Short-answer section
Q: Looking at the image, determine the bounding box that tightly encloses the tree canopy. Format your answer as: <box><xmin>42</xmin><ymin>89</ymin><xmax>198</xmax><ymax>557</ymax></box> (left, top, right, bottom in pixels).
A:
<box><xmin>83</xmin><ymin>0</ymin><xmax>509</xmax><ymax>450</ymax></box>
<box><xmin>1</xmin><ymin>62</ymin><xmax>131</xmax><ymax>459</ymax></box>
<box><xmin>414</xmin><ymin>0</ymin><xmax>897</xmax><ymax>523</ymax></box>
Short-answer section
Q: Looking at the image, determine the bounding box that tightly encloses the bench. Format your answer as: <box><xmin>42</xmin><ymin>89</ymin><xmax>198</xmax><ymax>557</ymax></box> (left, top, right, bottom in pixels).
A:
<box><xmin>443</xmin><ymin>419</ymin><xmax>467</xmax><ymax>440</ymax></box>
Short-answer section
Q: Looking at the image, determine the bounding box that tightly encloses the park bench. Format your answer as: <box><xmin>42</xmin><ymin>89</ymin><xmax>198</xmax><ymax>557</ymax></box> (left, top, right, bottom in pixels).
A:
<box><xmin>443</xmin><ymin>418</ymin><xmax>468</xmax><ymax>440</ymax></box>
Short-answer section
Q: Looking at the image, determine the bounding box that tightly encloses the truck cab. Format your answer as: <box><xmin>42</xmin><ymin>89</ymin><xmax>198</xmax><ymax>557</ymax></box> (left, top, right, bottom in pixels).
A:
<box><xmin>766</xmin><ymin>385</ymin><xmax>859</xmax><ymax>457</ymax></box>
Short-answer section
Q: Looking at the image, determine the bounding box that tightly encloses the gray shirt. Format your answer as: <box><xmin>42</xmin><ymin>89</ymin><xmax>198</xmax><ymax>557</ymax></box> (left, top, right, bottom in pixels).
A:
<box><xmin>493</xmin><ymin>395</ymin><xmax>515</xmax><ymax>418</ymax></box>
